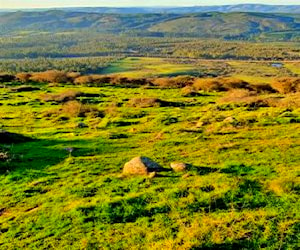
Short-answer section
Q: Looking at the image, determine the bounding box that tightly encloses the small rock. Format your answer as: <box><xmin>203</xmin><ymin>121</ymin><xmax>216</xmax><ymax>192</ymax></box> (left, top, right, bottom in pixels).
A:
<box><xmin>123</xmin><ymin>156</ymin><xmax>161</xmax><ymax>176</ymax></box>
<box><xmin>148</xmin><ymin>172</ymin><xmax>156</xmax><ymax>178</ymax></box>
<box><xmin>65</xmin><ymin>147</ymin><xmax>74</xmax><ymax>153</ymax></box>
<box><xmin>182</xmin><ymin>173</ymin><xmax>191</xmax><ymax>179</ymax></box>
<box><xmin>223</xmin><ymin>117</ymin><xmax>236</xmax><ymax>123</ymax></box>
<box><xmin>196</xmin><ymin>121</ymin><xmax>204</xmax><ymax>128</ymax></box>
<box><xmin>171</xmin><ymin>162</ymin><xmax>187</xmax><ymax>172</ymax></box>
<box><xmin>78</xmin><ymin>122</ymin><xmax>88</xmax><ymax>128</ymax></box>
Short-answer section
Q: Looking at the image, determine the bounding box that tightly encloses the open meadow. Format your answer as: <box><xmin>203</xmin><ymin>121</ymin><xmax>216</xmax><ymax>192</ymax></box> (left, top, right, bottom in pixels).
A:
<box><xmin>0</xmin><ymin>71</ymin><xmax>299</xmax><ymax>249</ymax></box>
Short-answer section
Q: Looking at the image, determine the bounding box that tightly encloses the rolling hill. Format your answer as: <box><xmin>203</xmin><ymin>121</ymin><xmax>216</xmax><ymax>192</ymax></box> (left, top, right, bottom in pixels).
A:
<box><xmin>0</xmin><ymin>10</ymin><xmax>299</xmax><ymax>40</ymax></box>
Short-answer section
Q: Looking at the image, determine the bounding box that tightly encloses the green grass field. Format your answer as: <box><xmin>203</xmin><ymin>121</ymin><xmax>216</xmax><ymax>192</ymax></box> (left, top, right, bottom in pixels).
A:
<box><xmin>101</xmin><ymin>57</ymin><xmax>202</xmax><ymax>77</ymax></box>
<box><xmin>0</xmin><ymin>78</ymin><xmax>299</xmax><ymax>249</ymax></box>
<box><xmin>100</xmin><ymin>57</ymin><xmax>300</xmax><ymax>81</ymax></box>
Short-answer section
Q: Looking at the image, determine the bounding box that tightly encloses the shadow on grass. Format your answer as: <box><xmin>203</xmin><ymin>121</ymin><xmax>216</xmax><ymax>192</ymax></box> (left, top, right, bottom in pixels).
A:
<box><xmin>189</xmin><ymin>165</ymin><xmax>218</xmax><ymax>175</ymax></box>
<box><xmin>0</xmin><ymin>131</ymin><xmax>33</xmax><ymax>144</ymax></box>
<box><xmin>0</xmin><ymin>133</ymin><xmax>130</xmax><ymax>178</ymax></box>
<box><xmin>220</xmin><ymin>163</ymin><xmax>255</xmax><ymax>176</ymax></box>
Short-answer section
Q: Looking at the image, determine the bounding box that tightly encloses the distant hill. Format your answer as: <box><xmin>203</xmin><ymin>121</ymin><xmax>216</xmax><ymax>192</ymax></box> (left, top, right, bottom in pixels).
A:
<box><xmin>60</xmin><ymin>4</ymin><xmax>300</xmax><ymax>14</ymax></box>
<box><xmin>148</xmin><ymin>12</ymin><xmax>300</xmax><ymax>39</ymax></box>
<box><xmin>0</xmin><ymin>10</ymin><xmax>299</xmax><ymax>40</ymax></box>
<box><xmin>1</xmin><ymin>4</ymin><xmax>300</xmax><ymax>14</ymax></box>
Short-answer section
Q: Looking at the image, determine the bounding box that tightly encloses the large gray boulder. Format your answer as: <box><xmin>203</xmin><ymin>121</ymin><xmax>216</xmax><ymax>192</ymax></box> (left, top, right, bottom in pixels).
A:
<box><xmin>123</xmin><ymin>156</ymin><xmax>161</xmax><ymax>176</ymax></box>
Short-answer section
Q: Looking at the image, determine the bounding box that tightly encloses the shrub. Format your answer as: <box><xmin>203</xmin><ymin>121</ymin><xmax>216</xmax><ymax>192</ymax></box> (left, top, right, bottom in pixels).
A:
<box><xmin>30</xmin><ymin>70</ymin><xmax>68</xmax><ymax>83</ymax></box>
<box><xmin>74</xmin><ymin>75</ymin><xmax>93</xmax><ymax>85</ymax></box>
<box><xmin>127</xmin><ymin>78</ymin><xmax>149</xmax><ymax>86</ymax></box>
<box><xmin>111</xmin><ymin>76</ymin><xmax>149</xmax><ymax>87</ymax></box>
<box><xmin>66</xmin><ymin>72</ymin><xmax>81</xmax><ymax>80</ymax></box>
<box><xmin>127</xmin><ymin>98</ymin><xmax>163</xmax><ymax>108</ymax></box>
<box><xmin>220</xmin><ymin>89</ymin><xmax>256</xmax><ymax>102</ymax></box>
<box><xmin>250</xmin><ymin>83</ymin><xmax>276</xmax><ymax>93</ymax></box>
<box><xmin>40</xmin><ymin>90</ymin><xmax>83</xmax><ymax>103</ymax></box>
<box><xmin>193</xmin><ymin>78</ymin><xmax>225</xmax><ymax>92</ymax></box>
<box><xmin>219</xmin><ymin>89</ymin><xmax>274</xmax><ymax>108</ymax></box>
<box><xmin>181</xmin><ymin>86</ymin><xmax>199</xmax><ymax>97</ymax></box>
<box><xmin>271</xmin><ymin>78</ymin><xmax>300</xmax><ymax>94</ymax></box>
<box><xmin>193</xmin><ymin>77</ymin><xmax>255</xmax><ymax>92</ymax></box>
<box><xmin>153</xmin><ymin>76</ymin><xmax>194</xmax><ymax>88</ymax></box>
<box><xmin>16</xmin><ymin>73</ymin><xmax>32</xmax><ymax>83</ymax></box>
<box><xmin>275</xmin><ymin>92</ymin><xmax>300</xmax><ymax>108</ymax></box>
<box><xmin>92</xmin><ymin>75</ymin><xmax>113</xmax><ymax>85</ymax></box>
<box><xmin>221</xmin><ymin>78</ymin><xmax>251</xmax><ymax>90</ymax></box>
<box><xmin>127</xmin><ymin>98</ymin><xmax>182</xmax><ymax>108</ymax></box>
<box><xmin>61</xmin><ymin>101</ymin><xmax>103</xmax><ymax>118</ymax></box>
<box><xmin>74</xmin><ymin>75</ymin><xmax>113</xmax><ymax>86</ymax></box>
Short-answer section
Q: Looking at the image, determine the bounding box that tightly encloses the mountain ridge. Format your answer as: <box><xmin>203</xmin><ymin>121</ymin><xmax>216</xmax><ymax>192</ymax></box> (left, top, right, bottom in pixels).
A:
<box><xmin>0</xmin><ymin>10</ymin><xmax>299</xmax><ymax>41</ymax></box>
<box><xmin>1</xmin><ymin>4</ymin><xmax>300</xmax><ymax>14</ymax></box>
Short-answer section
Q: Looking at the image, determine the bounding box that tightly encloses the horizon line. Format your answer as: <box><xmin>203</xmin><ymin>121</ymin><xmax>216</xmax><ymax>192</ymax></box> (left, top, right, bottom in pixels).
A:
<box><xmin>1</xmin><ymin>3</ymin><xmax>300</xmax><ymax>10</ymax></box>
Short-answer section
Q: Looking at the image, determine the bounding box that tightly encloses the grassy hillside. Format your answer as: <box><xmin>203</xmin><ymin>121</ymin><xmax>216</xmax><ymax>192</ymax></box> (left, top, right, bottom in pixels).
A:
<box><xmin>0</xmin><ymin>11</ymin><xmax>299</xmax><ymax>40</ymax></box>
<box><xmin>0</xmin><ymin>75</ymin><xmax>299</xmax><ymax>249</ymax></box>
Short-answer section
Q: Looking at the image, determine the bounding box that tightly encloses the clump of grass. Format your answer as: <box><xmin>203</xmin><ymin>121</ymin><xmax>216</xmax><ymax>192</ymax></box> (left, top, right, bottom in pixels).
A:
<box><xmin>66</xmin><ymin>72</ymin><xmax>81</xmax><ymax>79</ymax></box>
<box><xmin>153</xmin><ymin>76</ymin><xmax>194</xmax><ymax>88</ymax></box>
<box><xmin>40</xmin><ymin>90</ymin><xmax>83</xmax><ymax>103</ymax></box>
<box><xmin>74</xmin><ymin>75</ymin><xmax>150</xmax><ymax>87</ymax></box>
<box><xmin>275</xmin><ymin>92</ymin><xmax>300</xmax><ymax>108</ymax></box>
<box><xmin>127</xmin><ymin>98</ymin><xmax>163</xmax><ymax>108</ymax></box>
<box><xmin>74</xmin><ymin>75</ymin><xmax>94</xmax><ymax>85</ymax></box>
<box><xmin>112</xmin><ymin>76</ymin><xmax>150</xmax><ymax>87</ymax></box>
<box><xmin>43</xmin><ymin>101</ymin><xmax>104</xmax><ymax>118</ymax></box>
<box><xmin>221</xmin><ymin>78</ymin><xmax>251</xmax><ymax>90</ymax></box>
<box><xmin>193</xmin><ymin>78</ymin><xmax>226</xmax><ymax>92</ymax></box>
<box><xmin>30</xmin><ymin>70</ymin><xmax>69</xmax><ymax>83</ymax></box>
<box><xmin>219</xmin><ymin>89</ymin><xmax>273</xmax><ymax>108</ymax></box>
<box><xmin>250</xmin><ymin>83</ymin><xmax>276</xmax><ymax>93</ymax></box>
<box><xmin>181</xmin><ymin>86</ymin><xmax>200</xmax><ymax>97</ymax></box>
<box><xmin>61</xmin><ymin>101</ymin><xmax>103</xmax><ymax>118</ymax></box>
<box><xmin>127</xmin><ymin>98</ymin><xmax>182</xmax><ymax>108</ymax></box>
<box><xmin>16</xmin><ymin>72</ymin><xmax>32</xmax><ymax>83</ymax></box>
<box><xmin>219</xmin><ymin>89</ymin><xmax>256</xmax><ymax>102</ymax></box>
<box><xmin>271</xmin><ymin>77</ymin><xmax>300</xmax><ymax>94</ymax></box>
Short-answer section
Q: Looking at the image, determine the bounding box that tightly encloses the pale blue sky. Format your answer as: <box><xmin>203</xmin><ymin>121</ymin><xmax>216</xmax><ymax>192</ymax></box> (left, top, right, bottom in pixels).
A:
<box><xmin>0</xmin><ymin>1</ymin><xmax>299</xmax><ymax>9</ymax></box>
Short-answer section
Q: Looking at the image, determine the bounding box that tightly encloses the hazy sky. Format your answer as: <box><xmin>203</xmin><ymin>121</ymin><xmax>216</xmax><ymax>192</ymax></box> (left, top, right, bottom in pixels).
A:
<box><xmin>0</xmin><ymin>1</ymin><xmax>299</xmax><ymax>9</ymax></box>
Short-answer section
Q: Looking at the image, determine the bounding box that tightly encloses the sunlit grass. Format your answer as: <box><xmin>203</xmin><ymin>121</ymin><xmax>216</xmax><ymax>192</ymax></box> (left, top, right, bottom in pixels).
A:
<box><xmin>101</xmin><ymin>57</ymin><xmax>197</xmax><ymax>77</ymax></box>
<box><xmin>0</xmin><ymin>80</ymin><xmax>299</xmax><ymax>249</ymax></box>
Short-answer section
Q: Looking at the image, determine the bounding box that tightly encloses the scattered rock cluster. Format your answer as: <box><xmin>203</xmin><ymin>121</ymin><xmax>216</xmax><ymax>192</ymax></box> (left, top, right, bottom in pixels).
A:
<box><xmin>122</xmin><ymin>156</ymin><xmax>187</xmax><ymax>177</ymax></box>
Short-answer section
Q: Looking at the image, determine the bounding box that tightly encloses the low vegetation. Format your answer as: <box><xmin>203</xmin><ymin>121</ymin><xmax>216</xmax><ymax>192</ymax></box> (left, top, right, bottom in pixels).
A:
<box><xmin>0</xmin><ymin>71</ymin><xmax>299</xmax><ymax>249</ymax></box>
